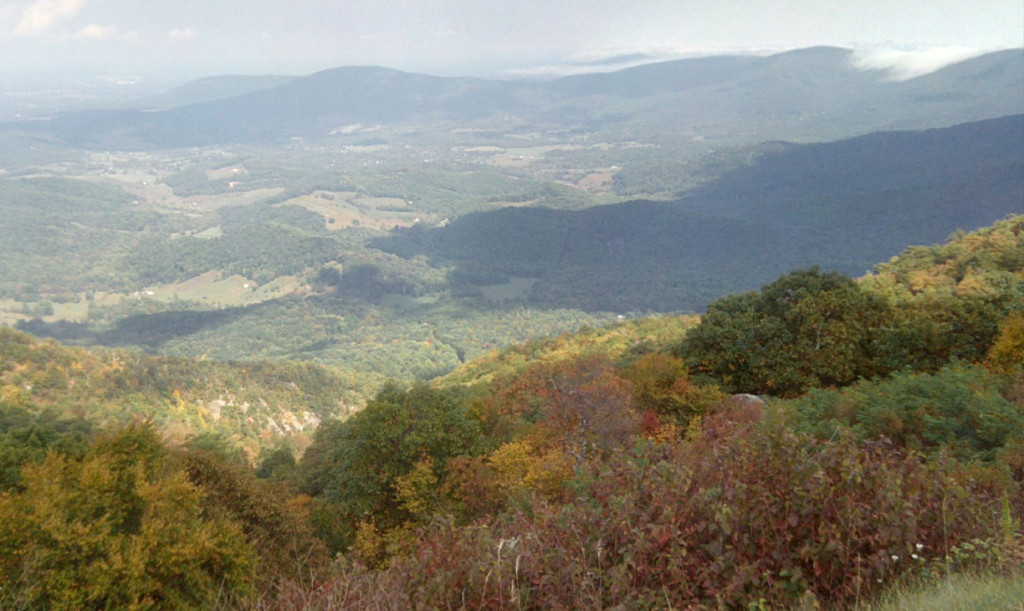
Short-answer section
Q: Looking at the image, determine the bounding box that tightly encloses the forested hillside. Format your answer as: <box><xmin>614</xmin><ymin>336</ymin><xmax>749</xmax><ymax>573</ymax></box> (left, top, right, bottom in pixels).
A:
<box><xmin>1</xmin><ymin>217</ymin><xmax>1021</xmax><ymax>608</ymax></box>
<box><xmin>378</xmin><ymin>115</ymin><xmax>1024</xmax><ymax>311</ymax></box>
<box><xmin>0</xmin><ymin>329</ymin><xmax>367</xmax><ymax>459</ymax></box>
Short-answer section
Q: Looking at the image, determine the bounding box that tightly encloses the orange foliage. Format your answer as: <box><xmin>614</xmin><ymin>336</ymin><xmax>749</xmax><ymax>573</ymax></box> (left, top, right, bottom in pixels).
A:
<box><xmin>987</xmin><ymin>312</ymin><xmax>1024</xmax><ymax>373</ymax></box>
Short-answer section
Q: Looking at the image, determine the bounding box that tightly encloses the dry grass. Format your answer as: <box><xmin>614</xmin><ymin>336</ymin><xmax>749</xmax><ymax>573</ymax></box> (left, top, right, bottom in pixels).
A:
<box><xmin>275</xmin><ymin>191</ymin><xmax>416</xmax><ymax>230</ymax></box>
<box><xmin>859</xmin><ymin>571</ymin><xmax>1024</xmax><ymax>611</ymax></box>
<box><xmin>142</xmin><ymin>272</ymin><xmax>302</xmax><ymax>306</ymax></box>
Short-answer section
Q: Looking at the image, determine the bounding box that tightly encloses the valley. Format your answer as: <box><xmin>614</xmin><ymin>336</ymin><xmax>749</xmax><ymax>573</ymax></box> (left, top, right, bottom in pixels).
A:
<box><xmin>0</xmin><ymin>45</ymin><xmax>1022</xmax><ymax>607</ymax></box>
<box><xmin>2</xmin><ymin>50</ymin><xmax>1021</xmax><ymax>386</ymax></box>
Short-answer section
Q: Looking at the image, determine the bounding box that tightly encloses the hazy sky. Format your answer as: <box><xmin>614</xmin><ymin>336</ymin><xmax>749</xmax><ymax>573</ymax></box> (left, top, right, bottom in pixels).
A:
<box><xmin>1</xmin><ymin>0</ymin><xmax>1022</xmax><ymax>79</ymax></box>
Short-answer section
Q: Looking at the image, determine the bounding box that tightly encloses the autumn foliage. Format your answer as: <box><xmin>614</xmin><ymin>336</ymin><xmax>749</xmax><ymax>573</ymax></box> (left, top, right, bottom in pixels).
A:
<box><xmin>1</xmin><ymin>216</ymin><xmax>1022</xmax><ymax>608</ymax></box>
<box><xmin>295</xmin><ymin>406</ymin><xmax>1021</xmax><ymax>609</ymax></box>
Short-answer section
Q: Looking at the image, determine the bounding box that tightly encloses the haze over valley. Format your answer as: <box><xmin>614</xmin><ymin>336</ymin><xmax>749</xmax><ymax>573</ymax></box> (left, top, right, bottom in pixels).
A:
<box><xmin>2</xmin><ymin>46</ymin><xmax>1021</xmax><ymax>388</ymax></box>
<box><xmin>1</xmin><ymin>1</ymin><xmax>1024</xmax><ymax>607</ymax></box>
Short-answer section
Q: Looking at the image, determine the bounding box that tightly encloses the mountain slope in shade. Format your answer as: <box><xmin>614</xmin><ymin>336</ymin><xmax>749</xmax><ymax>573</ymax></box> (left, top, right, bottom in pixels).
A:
<box><xmin>375</xmin><ymin>115</ymin><xmax>1024</xmax><ymax>312</ymax></box>
<box><xmin>676</xmin><ymin>114</ymin><xmax>1024</xmax><ymax>272</ymax></box>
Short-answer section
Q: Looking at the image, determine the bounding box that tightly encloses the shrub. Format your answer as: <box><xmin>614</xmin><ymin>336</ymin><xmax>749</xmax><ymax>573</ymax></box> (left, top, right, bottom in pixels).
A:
<box><xmin>0</xmin><ymin>426</ymin><xmax>254</xmax><ymax>608</ymax></box>
<box><xmin>310</xmin><ymin>383</ymin><xmax>483</xmax><ymax>555</ymax></box>
<box><xmin>309</xmin><ymin>412</ymin><xmax>1016</xmax><ymax>609</ymax></box>
<box><xmin>676</xmin><ymin>268</ymin><xmax>889</xmax><ymax>397</ymax></box>
<box><xmin>787</xmin><ymin>363</ymin><xmax>1024</xmax><ymax>460</ymax></box>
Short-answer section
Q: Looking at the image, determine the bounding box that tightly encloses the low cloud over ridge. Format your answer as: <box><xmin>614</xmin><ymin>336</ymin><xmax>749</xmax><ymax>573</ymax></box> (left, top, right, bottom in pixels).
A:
<box><xmin>850</xmin><ymin>46</ymin><xmax>997</xmax><ymax>80</ymax></box>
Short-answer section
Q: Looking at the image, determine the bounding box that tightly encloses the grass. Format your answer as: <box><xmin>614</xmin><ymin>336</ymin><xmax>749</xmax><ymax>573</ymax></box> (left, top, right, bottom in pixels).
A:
<box><xmin>859</xmin><ymin>571</ymin><xmax>1024</xmax><ymax>611</ymax></box>
<box><xmin>142</xmin><ymin>271</ymin><xmax>302</xmax><ymax>307</ymax></box>
<box><xmin>186</xmin><ymin>187</ymin><xmax>286</xmax><ymax>211</ymax></box>
<box><xmin>0</xmin><ymin>299</ymin><xmax>28</xmax><ymax>326</ymax></box>
<box><xmin>206</xmin><ymin>164</ymin><xmax>249</xmax><ymax>180</ymax></box>
<box><xmin>276</xmin><ymin>191</ymin><xmax>417</xmax><ymax>230</ymax></box>
<box><xmin>193</xmin><ymin>225</ymin><xmax>225</xmax><ymax>239</ymax></box>
<box><xmin>49</xmin><ymin>300</ymin><xmax>90</xmax><ymax>322</ymax></box>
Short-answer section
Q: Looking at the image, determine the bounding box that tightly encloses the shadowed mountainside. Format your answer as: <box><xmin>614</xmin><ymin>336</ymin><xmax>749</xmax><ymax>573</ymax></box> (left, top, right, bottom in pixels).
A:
<box><xmin>375</xmin><ymin>114</ymin><xmax>1024</xmax><ymax>312</ymax></box>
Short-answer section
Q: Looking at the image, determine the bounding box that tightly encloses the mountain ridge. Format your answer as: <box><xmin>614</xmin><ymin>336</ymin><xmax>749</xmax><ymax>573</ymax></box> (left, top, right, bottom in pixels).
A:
<box><xmin>6</xmin><ymin>47</ymin><xmax>1021</xmax><ymax>149</ymax></box>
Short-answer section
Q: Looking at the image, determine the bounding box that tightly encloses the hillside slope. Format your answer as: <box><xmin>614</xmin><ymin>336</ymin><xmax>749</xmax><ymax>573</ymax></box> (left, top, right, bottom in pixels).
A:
<box><xmin>0</xmin><ymin>328</ymin><xmax>363</xmax><ymax>457</ymax></box>
<box><xmin>376</xmin><ymin>115</ymin><xmax>1024</xmax><ymax>312</ymax></box>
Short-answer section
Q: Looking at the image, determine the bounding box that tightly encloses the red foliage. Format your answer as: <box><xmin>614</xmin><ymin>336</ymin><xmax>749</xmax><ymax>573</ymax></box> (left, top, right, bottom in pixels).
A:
<box><xmin>639</xmin><ymin>410</ymin><xmax>662</xmax><ymax>436</ymax></box>
<box><xmin>305</xmin><ymin>421</ymin><xmax>1016</xmax><ymax>609</ymax></box>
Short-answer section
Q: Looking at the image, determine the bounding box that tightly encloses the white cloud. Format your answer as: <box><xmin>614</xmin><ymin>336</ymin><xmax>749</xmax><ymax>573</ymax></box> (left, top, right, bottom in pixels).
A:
<box><xmin>75</xmin><ymin>22</ymin><xmax>115</xmax><ymax>39</ymax></box>
<box><xmin>850</xmin><ymin>46</ymin><xmax>992</xmax><ymax>80</ymax></box>
<box><xmin>14</xmin><ymin>0</ymin><xmax>84</xmax><ymax>37</ymax></box>
<box><xmin>166</xmin><ymin>27</ymin><xmax>196</xmax><ymax>41</ymax></box>
<box><xmin>503</xmin><ymin>46</ymin><xmax>778</xmax><ymax>79</ymax></box>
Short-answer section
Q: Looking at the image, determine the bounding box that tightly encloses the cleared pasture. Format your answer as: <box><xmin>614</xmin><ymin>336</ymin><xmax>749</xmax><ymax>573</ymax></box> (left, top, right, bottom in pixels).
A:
<box><xmin>141</xmin><ymin>271</ymin><xmax>302</xmax><ymax>306</ymax></box>
<box><xmin>205</xmin><ymin>164</ymin><xmax>249</xmax><ymax>180</ymax></box>
<box><xmin>276</xmin><ymin>191</ymin><xmax>417</xmax><ymax>230</ymax></box>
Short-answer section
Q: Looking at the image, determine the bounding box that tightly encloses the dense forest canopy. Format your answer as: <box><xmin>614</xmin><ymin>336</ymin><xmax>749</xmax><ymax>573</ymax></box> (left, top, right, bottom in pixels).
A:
<box><xmin>2</xmin><ymin>216</ymin><xmax>1022</xmax><ymax>608</ymax></box>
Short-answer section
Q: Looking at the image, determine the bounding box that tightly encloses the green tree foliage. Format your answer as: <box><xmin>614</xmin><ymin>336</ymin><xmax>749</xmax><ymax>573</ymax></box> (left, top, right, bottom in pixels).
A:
<box><xmin>872</xmin><ymin>293</ymin><xmax>1019</xmax><ymax>374</ymax></box>
<box><xmin>435</xmin><ymin>314</ymin><xmax>699</xmax><ymax>390</ymax></box>
<box><xmin>304</xmin><ymin>383</ymin><xmax>482</xmax><ymax>554</ymax></box>
<box><xmin>178</xmin><ymin>449</ymin><xmax>329</xmax><ymax>593</ymax></box>
<box><xmin>127</xmin><ymin>222</ymin><xmax>338</xmax><ymax>285</ymax></box>
<box><xmin>862</xmin><ymin>216</ymin><xmax>1024</xmax><ymax>373</ymax></box>
<box><xmin>786</xmin><ymin>364</ymin><xmax>1024</xmax><ymax>460</ymax></box>
<box><xmin>863</xmin><ymin>215</ymin><xmax>1024</xmax><ymax>302</ymax></box>
<box><xmin>676</xmin><ymin>267</ymin><xmax>889</xmax><ymax>396</ymax></box>
<box><xmin>254</xmin><ymin>442</ymin><xmax>298</xmax><ymax>481</ymax></box>
<box><xmin>0</xmin><ymin>404</ymin><xmax>91</xmax><ymax>491</ymax></box>
<box><xmin>0</xmin><ymin>425</ymin><xmax>254</xmax><ymax>609</ymax></box>
<box><xmin>0</xmin><ymin>177</ymin><xmax>158</xmax><ymax>292</ymax></box>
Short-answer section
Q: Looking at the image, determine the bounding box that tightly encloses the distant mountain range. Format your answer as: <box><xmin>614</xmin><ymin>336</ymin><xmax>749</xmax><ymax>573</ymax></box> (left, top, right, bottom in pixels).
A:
<box><xmin>5</xmin><ymin>46</ymin><xmax>1022</xmax><ymax>149</ymax></box>
<box><xmin>137</xmin><ymin>74</ymin><xmax>299</xmax><ymax>110</ymax></box>
<box><xmin>376</xmin><ymin>114</ymin><xmax>1024</xmax><ymax>312</ymax></box>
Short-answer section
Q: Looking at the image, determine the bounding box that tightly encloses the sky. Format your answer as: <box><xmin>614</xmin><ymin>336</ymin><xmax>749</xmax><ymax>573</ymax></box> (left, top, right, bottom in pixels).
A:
<box><xmin>0</xmin><ymin>0</ymin><xmax>1022</xmax><ymax>82</ymax></box>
